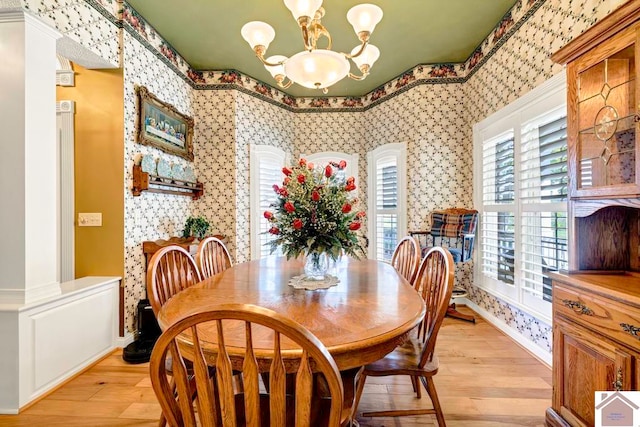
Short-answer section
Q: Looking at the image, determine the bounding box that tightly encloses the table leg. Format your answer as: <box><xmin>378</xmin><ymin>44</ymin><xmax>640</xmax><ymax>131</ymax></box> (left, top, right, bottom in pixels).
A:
<box><xmin>341</xmin><ymin>367</ymin><xmax>364</xmax><ymax>426</ymax></box>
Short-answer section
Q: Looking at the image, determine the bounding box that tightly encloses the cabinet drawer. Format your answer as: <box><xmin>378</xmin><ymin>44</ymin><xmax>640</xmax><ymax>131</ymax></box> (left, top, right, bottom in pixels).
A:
<box><xmin>554</xmin><ymin>283</ymin><xmax>640</xmax><ymax>351</ymax></box>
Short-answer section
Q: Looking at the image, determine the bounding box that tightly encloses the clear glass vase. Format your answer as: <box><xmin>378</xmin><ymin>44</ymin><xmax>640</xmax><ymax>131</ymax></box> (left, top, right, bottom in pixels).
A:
<box><xmin>304</xmin><ymin>252</ymin><xmax>329</xmax><ymax>280</ymax></box>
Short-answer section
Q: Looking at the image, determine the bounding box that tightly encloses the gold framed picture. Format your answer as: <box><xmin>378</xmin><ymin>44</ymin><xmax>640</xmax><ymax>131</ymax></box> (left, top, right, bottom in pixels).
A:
<box><xmin>135</xmin><ymin>85</ymin><xmax>194</xmax><ymax>161</ymax></box>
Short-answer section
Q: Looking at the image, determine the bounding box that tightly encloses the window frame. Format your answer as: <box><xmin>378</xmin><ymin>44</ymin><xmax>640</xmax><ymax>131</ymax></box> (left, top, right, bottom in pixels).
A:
<box><xmin>367</xmin><ymin>143</ymin><xmax>407</xmax><ymax>261</ymax></box>
<box><xmin>473</xmin><ymin>72</ymin><xmax>567</xmax><ymax>322</ymax></box>
<box><xmin>250</xmin><ymin>144</ymin><xmax>287</xmax><ymax>260</ymax></box>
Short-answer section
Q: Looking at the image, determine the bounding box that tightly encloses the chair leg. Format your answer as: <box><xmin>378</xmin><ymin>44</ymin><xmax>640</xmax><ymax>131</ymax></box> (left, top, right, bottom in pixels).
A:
<box><xmin>158</xmin><ymin>376</ymin><xmax>177</xmax><ymax>427</ymax></box>
<box><xmin>410</xmin><ymin>375</ymin><xmax>421</xmax><ymax>398</ymax></box>
<box><xmin>446</xmin><ymin>304</ymin><xmax>476</xmax><ymax>323</ymax></box>
<box><xmin>422</xmin><ymin>376</ymin><xmax>446</xmax><ymax>427</ymax></box>
<box><xmin>352</xmin><ymin>371</ymin><xmax>368</xmax><ymax>422</ymax></box>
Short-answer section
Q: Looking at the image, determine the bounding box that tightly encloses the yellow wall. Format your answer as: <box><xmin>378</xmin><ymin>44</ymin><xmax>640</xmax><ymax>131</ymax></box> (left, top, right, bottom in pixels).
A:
<box><xmin>57</xmin><ymin>64</ymin><xmax>124</xmax><ymax>279</ymax></box>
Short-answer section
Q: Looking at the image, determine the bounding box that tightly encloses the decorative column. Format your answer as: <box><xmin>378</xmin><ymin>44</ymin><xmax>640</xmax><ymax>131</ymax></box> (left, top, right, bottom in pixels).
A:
<box><xmin>0</xmin><ymin>7</ymin><xmax>61</xmax><ymax>413</ymax></box>
<box><xmin>0</xmin><ymin>8</ymin><xmax>62</xmax><ymax>304</ymax></box>
<box><xmin>57</xmin><ymin>100</ymin><xmax>75</xmax><ymax>282</ymax></box>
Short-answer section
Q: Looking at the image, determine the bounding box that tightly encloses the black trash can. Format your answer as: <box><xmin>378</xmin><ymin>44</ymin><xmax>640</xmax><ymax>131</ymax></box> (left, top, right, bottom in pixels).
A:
<box><xmin>122</xmin><ymin>299</ymin><xmax>161</xmax><ymax>364</ymax></box>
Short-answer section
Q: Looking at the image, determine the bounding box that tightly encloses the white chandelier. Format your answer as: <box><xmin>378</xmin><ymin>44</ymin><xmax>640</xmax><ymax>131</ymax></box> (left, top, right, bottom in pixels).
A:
<box><xmin>241</xmin><ymin>0</ymin><xmax>383</xmax><ymax>93</ymax></box>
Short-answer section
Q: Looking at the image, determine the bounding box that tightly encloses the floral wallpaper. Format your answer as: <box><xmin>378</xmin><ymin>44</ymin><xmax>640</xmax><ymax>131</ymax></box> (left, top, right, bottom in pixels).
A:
<box><xmin>22</xmin><ymin>0</ymin><xmax>624</xmax><ymax>351</ymax></box>
<box><xmin>233</xmin><ymin>91</ymin><xmax>296</xmax><ymax>263</ymax></box>
<box><xmin>122</xmin><ymin>29</ymin><xmax>196</xmax><ymax>333</ymax></box>
<box><xmin>364</xmin><ymin>83</ymin><xmax>475</xmax><ymax>297</ymax></box>
<box><xmin>21</xmin><ymin>0</ymin><xmax>120</xmax><ymax>68</ymax></box>
<box><xmin>191</xmin><ymin>90</ymin><xmax>238</xmax><ymax>259</ymax></box>
<box><xmin>461</xmin><ymin>0</ymin><xmax>617</xmax><ymax>354</ymax></box>
<box><xmin>465</xmin><ymin>0</ymin><xmax>615</xmax><ymax>120</ymax></box>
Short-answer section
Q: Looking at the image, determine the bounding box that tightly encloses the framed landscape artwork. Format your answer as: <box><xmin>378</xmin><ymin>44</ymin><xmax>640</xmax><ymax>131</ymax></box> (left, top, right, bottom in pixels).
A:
<box><xmin>135</xmin><ymin>85</ymin><xmax>194</xmax><ymax>161</ymax></box>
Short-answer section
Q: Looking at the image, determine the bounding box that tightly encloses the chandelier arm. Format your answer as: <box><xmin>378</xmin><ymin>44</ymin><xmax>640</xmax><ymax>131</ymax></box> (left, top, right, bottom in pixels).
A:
<box><xmin>278</xmin><ymin>79</ymin><xmax>293</xmax><ymax>89</ymax></box>
<box><xmin>274</xmin><ymin>75</ymin><xmax>293</xmax><ymax>89</ymax></box>
<box><xmin>254</xmin><ymin>49</ymin><xmax>286</xmax><ymax>67</ymax></box>
<box><xmin>310</xmin><ymin>22</ymin><xmax>332</xmax><ymax>50</ymax></box>
<box><xmin>348</xmin><ymin>64</ymin><xmax>371</xmax><ymax>81</ymax></box>
<box><xmin>348</xmin><ymin>71</ymin><xmax>367</xmax><ymax>81</ymax></box>
<box><xmin>301</xmin><ymin>24</ymin><xmax>314</xmax><ymax>51</ymax></box>
<box><xmin>345</xmin><ymin>40</ymin><xmax>369</xmax><ymax>59</ymax></box>
<box><xmin>321</xmin><ymin>27</ymin><xmax>332</xmax><ymax>50</ymax></box>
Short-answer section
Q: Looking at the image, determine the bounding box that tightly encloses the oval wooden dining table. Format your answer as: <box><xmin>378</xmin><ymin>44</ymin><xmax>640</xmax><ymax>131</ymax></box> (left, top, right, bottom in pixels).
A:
<box><xmin>156</xmin><ymin>256</ymin><xmax>426</xmax><ymax>422</ymax></box>
<box><xmin>157</xmin><ymin>256</ymin><xmax>425</xmax><ymax>369</ymax></box>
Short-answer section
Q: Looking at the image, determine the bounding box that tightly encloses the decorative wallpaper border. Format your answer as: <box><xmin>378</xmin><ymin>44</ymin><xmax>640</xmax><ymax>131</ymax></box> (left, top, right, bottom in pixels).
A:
<box><xmin>86</xmin><ymin>0</ymin><xmax>122</xmax><ymax>27</ymax></box>
<box><xmin>113</xmin><ymin>0</ymin><xmax>547</xmax><ymax>112</ymax></box>
<box><xmin>463</xmin><ymin>0</ymin><xmax>544</xmax><ymax>80</ymax></box>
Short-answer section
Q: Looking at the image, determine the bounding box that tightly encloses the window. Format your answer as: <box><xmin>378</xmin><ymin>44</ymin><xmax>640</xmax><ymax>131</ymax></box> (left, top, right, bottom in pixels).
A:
<box><xmin>367</xmin><ymin>143</ymin><xmax>407</xmax><ymax>262</ymax></box>
<box><xmin>474</xmin><ymin>72</ymin><xmax>567</xmax><ymax>320</ymax></box>
<box><xmin>520</xmin><ymin>113</ymin><xmax>568</xmax><ymax>306</ymax></box>
<box><xmin>250</xmin><ymin>145</ymin><xmax>287</xmax><ymax>259</ymax></box>
<box><xmin>299</xmin><ymin>151</ymin><xmax>359</xmax><ymax>187</ymax></box>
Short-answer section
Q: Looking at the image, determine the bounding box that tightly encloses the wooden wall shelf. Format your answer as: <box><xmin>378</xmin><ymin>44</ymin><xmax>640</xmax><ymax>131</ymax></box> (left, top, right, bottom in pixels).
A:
<box><xmin>132</xmin><ymin>164</ymin><xmax>203</xmax><ymax>200</ymax></box>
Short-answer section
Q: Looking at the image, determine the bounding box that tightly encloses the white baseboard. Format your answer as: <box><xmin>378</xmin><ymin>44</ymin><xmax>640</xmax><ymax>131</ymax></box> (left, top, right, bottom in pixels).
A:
<box><xmin>462</xmin><ymin>298</ymin><xmax>553</xmax><ymax>367</ymax></box>
<box><xmin>0</xmin><ymin>408</ymin><xmax>18</xmax><ymax>415</ymax></box>
<box><xmin>116</xmin><ymin>332</ymin><xmax>135</xmax><ymax>348</ymax></box>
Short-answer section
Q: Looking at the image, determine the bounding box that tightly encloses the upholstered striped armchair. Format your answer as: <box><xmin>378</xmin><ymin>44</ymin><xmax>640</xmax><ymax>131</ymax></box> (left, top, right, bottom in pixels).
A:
<box><xmin>410</xmin><ymin>208</ymin><xmax>479</xmax><ymax>263</ymax></box>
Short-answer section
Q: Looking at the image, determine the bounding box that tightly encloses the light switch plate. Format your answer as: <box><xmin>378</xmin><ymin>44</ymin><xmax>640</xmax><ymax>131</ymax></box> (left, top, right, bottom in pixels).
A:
<box><xmin>78</xmin><ymin>212</ymin><xmax>102</xmax><ymax>227</ymax></box>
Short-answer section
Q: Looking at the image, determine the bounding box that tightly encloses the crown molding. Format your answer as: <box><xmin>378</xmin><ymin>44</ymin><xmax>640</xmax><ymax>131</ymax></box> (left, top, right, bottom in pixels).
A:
<box><xmin>0</xmin><ymin>6</ymin><xmax>24</xmax><ymax>23</ymax></box>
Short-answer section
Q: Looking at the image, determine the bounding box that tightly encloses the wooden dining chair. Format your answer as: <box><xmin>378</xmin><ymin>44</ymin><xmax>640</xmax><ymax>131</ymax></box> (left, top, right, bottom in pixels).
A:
<box><xmin>390</xmin><ymin>235</ymin><xmax>422</xmax><ymax>285</ymax></box>
<box><xmin>149</xmin><ymin>303</ymin><xmax>346</xmax><ymax>427</ymax></box>
<box><xmin>196</xmin><ymin>236</ymin><xmax>233</xmax><ymax>280</ymax></box>
<box><xmin>146</xmin><ymin>245</ymin><xmax>203</xmax><ymax>427</ymax></box>
<box><xmin>146</xmin><ymin>245</ymin><xmax>203</xmax><ymax>316</ymax></box>
<box><xmin>353</xmin><ymin>246</ymin><xmax>455</xmax><ymax>426</ymax></box>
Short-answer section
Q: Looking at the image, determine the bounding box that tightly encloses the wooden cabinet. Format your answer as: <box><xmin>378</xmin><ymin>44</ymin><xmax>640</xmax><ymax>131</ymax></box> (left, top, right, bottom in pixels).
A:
<box><xmin>551</xmin><ymin>3</ymin><xmax>640</xmax><ymax>274</ymax></box>
<box><xmin>548</xmin><ymin>4</ymin><xmax>640</xmax><ymax>426</ymax></box>
<box><xmin>569</xmin><ymin>28</ymin><xmax>638</xmax><ymax>199</ymax></box>
<box><xmin>547</xmin><ymin>273</ymin><xmax>640</xmax><ymax>427</ymax></box>
<box><xmin>553</xmin><ymin>4</ymin><xmax>640</xmax><ymax>200</ymax></box>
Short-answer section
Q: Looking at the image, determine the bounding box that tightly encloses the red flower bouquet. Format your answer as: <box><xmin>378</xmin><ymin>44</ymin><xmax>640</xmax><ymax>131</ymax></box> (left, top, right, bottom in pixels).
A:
<box><xmin>264</xmin><ymin>159</ymin><xmax>366</xmax><ymax>261</ymax></box>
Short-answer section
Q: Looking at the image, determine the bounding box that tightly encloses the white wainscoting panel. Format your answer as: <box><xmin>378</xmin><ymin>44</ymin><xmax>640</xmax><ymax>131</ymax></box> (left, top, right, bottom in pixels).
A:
<box><xmin>32</xmin><ymin>287</ymin><xmax>113</xmax><ymax>390</ymax></box>
<box><xmin>0</xmin><ymin>276</ymin><xmax>120</xmax><ymax>413</ymax></box>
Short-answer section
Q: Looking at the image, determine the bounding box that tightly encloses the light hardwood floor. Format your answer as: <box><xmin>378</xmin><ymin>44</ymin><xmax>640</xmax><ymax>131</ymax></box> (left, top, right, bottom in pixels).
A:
<box><xmin>0</xmin><ymin>307</ymin><xmax>551</xmax><ymax>426</ymax></box>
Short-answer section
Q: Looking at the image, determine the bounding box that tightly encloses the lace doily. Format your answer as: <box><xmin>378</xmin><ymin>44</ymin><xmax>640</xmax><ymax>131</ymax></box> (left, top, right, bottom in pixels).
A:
<box><xmin>288</xmin><ymin>274</ymin><xmax>340</xmax><ymax>290</ymax></box>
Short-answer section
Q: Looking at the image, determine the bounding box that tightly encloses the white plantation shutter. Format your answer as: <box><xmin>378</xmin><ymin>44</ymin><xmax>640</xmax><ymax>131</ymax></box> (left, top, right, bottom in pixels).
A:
<box><xmin>375</xmin><ymin>160</ymin><xmax>398</xmax><ymax>261</ymax></box>
<box><xmin>257</xmin><ymin>161</ymin><xmax>283</xmax><ymax>258</ymax></box>
<box><xmin>474</xmin><ymin>72</ymin><xmax>566</xmax><ymax>321</ymax></box>
<box><xmin>481</xmin><ymin>132</ymin><xmax>516</xmax><ymax>286</ymax></box>
<box><xmin>520</xmin><ymin>112</ymin><xmax>568</xmax><ymax>307</ymax></box>
<box><xmin>368</xmin><ymin>143</ymin><xmax>406</xmax><ymax>262</ymax></box>
<box><xmin>250</xmin><ymin>145</ymin><xmax>286</xmax><ymax>259</ymax></box>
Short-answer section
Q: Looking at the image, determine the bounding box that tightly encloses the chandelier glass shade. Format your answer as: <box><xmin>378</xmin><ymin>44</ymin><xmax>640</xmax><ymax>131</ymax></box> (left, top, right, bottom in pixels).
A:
<box><xmin>241</xmin><ymin>1</ymin><xmax>383</xmax><ymax>93</ymax></box>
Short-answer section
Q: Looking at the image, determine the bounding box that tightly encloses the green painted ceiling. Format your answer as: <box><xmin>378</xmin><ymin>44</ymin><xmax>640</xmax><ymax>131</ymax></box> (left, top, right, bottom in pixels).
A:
<box><xmin>126</xmin><ymin>0</ymin><xmax>518</xmax><ymax>97</ymax></box>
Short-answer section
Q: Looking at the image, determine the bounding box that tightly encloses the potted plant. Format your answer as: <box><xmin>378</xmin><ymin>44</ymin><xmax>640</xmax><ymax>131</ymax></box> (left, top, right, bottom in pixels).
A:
<box><xmin>182</xmin><ymin>216</ymin><xmax>210</xmax><ymax>240</ymax></box>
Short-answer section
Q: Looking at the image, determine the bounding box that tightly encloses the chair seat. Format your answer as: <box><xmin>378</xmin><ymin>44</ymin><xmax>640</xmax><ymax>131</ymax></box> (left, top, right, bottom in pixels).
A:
<box><xmin>363</xmin><ymin>336</ymin><xmax>439</xmax><ymax>376</ymax></box>
<box><xmin>422</xmin><ymin>246</ymin><xmax>462</xmax><ymax>262</ymax></box>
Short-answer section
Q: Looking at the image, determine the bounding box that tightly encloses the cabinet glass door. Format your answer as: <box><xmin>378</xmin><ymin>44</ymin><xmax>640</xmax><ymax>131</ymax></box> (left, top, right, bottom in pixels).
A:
<box><xmin>576</xmin><ymin>43</ymin><xmax>636</xmax><ymax>192</ymax></box>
